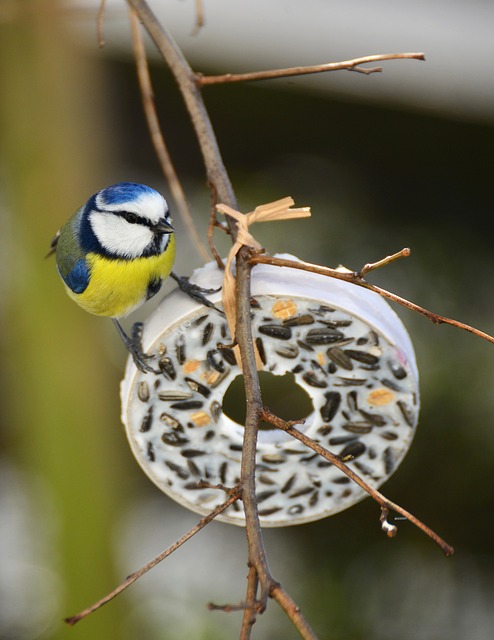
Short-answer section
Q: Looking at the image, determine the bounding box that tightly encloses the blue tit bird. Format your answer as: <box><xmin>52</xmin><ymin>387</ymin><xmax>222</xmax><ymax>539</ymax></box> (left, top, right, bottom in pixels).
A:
<box><xmin>49</xmin><ymin>182</ymin><xmax>176</xmax><ymax>372</ymax></box>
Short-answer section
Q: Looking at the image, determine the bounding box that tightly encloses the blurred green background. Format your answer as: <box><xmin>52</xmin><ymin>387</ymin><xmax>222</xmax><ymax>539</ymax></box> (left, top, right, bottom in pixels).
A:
<box><xmin>1</xmin><ymin>1</ymin><xmax>494</xmax><ymax>639</ymax></box>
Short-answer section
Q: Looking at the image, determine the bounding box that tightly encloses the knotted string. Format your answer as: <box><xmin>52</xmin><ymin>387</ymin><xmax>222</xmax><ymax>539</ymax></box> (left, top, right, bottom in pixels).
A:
<box><xmin>216</xmin><ymin>197</ymin><xmax>311</xmax><ymax>370</ymax></box>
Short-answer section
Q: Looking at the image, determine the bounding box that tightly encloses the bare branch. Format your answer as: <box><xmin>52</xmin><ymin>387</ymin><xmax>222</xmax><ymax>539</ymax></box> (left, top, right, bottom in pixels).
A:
<box><xmin>64</xmin><ymin>489</ymin><xmax>240</xmax><ymax>626</ymax></box>
<box><xmin>129</xmin><ymin>8</ymin><xmax>210</xmax><ymax>262</ymax></box>
<box><xmin>261</xmin><ymin>409</ymin><xmax>454</xmax><ymax>557</ymax></box>
<box><xmin>126</xmin><ymin>0</ymin><xmax>238</xmax><ymax>231</ymax></box>
<box><xmin>235</xmin><ymin>251</ymin><xmax>272</xmax><ymax>609</ymax></box>
<box><xmin>250</xmin><ymin>253</ymin><xmax>494</xmax><ymax>345</ymax></box>
<box><xmin>198</xmin><ymin>52</ymin><xmax>425</xmax><ymax>86</ymax></box>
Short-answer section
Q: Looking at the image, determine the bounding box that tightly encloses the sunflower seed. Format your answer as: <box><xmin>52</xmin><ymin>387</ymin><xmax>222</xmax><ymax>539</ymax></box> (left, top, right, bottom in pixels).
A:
<box><xmin>318</xmin><ymin>425</ymin><xmax>333</xmax><ymax>436</ymax></box>
<box><xmin>207</xmin><ymin>349</ymin><xmax>225</xmax><ymax>373</ymax></box>
<box><xmin>181</xmin><ymin>449</ymin><xmax>207</xmax><ymax>458</ymax></box>
<box><xmin>256</xmin><ymin>337</ymin><xmax>267</xmax><ymax>365</ymax></box>
<box><xmin>146</xmin><ymin>442</ymin><xmax>155</xmax><ymax>462</ymax></box>
<box><xmin>187</xmin><ymin>459</ymin><xmax>201</xmax><ymax>476</ymax></box>
<box><xmin>261</xmin><ymin>453</ymin><xmax>286</xmax><ymax>464</ymax></box>
<box><xmin>289</xmin><ymin>486</ymin><xmax>314</xmax><ymax>498</ymax></box>
<box><xmin>169</xmin><ymin>400</ymin><xmax>204</xmax><ymax>410</ymax></box>
<box><xmin>221</xmin><ymin>347</ymin><xmax>237</xmax><ymax>366</ymax></box>
<box><xmin>165</xmin><ymin>460</ymin><xmax>189</xmax><ymax>479</ymax></box>
<box><xmin>333</xmin><ymin>476</ymin><xmax>351</xmax><ymax>484</ymax></box>
<box><xmin>320</xmin><ymin>391</ymin><xmax>341</xmax><ymax>422</ymax></box>
<box><xmin>320</xmin><ymin>319</ymin><xmax>352</xmax><ymax>328</ymax></box>
<box><xmin>283</xmin><ymin>314</ymin><xmax>315</xmax><ymax>326</ymax></box>
<box><xmin>140</xmin><ymin>406</ymin><xmax>153</xmax><ymax>432</ymax></box>
<box><xmin>185</xmin><ymin>377</ymin><xmax>211</xmax><ymax>398</ymax></box>
<box><xmin>258</xmin><ymin>324</ymin><xmax>292</xmax><ymax>340</ymax></box>
<box><xmin>358</xmin><ymin>409</ymin><xmax>386</xmax><ymax>426</ymax></box>
<box><xmin>340</xmin><ymin>441</ymin><xmax>366</xmax><ymax>460</ymax></box>
<box><xmin>158</xmin><ymin>390</ymin><xmax>193</xmax><ymax>401</ymax></box>
<box><xmin>388</xmin><ymin>361</ymin><xmax>407</xmax><ymax>379</ymax></box>
<box><xmin>327</xmin><ymin>347</ymin><xmax>353</xmax><ymax>370</ymax></box>
<box><xmin>397</xmin><ymin>400</ymin><xmax>415</xmax><ymax>426</ymax></box>
<box><xmin>347</xmin><ymin>390</ymin><xmax>358</xmax><ymax>412</ymax></box>
<box><xmin>162</xmin><ymin>432</ymin><xmax>189</xmax><ymax>446</ymax></box>
<box><xmin>259</xmin><ymin>507</ymin><xmax>283</xmax><ymax>516</ymax></box>
<box><xmin>210</xmin><ymin>400</ymin><xmax>222</xmax><ymax>422</ymax></box>
<box><xmin>383</xmin><ymin>446</ymin><xmax>397</xmax><ymax>474</ymax></box>
<box><xmin>329</xmin><ymin>435</ymin><xmax>359</xmax><ymax>445</ymax></box>
<box><xmin>344</xmin><ymin>349</ymin><xmax>380</xmax><ymax>365</ymax></box>
<box><xmin>256</xmin><ymin>490</ymin><xmax>276</xmax><ymax>503</ymax></box>
<box><xmin>342</xmin><ymin>421</ymin><xmax>373</xmax><ymax>434</ymax></box>
<box><xmin>202</xmin><ymin>322</ymin><xmax>214</xmax><ymax>346</ymax></box>
<box><xmin>305</xmin><ymin>327</ymin><xmax>344</xmax><ymax>345</ymax></box>
<box><xmin>335</xmin><ymin>377</ymin><xmax>367</xmax><ymax>386</ymax></box>
<box><xmin>219</xmin><ymin>461</ymin><xmax>228</xmax><ymax>484</ymax></box>
<box><xmin>275</xmin><ymin>343</ymin><xmax>300</xmax><ymax>359</ymax></box>
<box><xmin>159</xmin><ymin>413</ymin><xmax>183</xmax><ymax>430</ymax></box>
<box><xmin>258</xmin><ymin>474</ymin><xmax>277</xmax><ymax>485</ymax></box>
<box><xmin>309</xmin><ymin>491</ymin><xmax>319</xmax><ymax>507</ymax></box>
<box><xmin>303</xmin><ymin>372</ymin><xmax>328</xmax><ymax>388</ymax></box>
<box><xmin>380</xmin><ymin>431</ymin><xmax>399</xmax><ymax>441</ymax></box>
<box><xmin>158</xmin><ymin>356</ymin><xmax>176</xmax><ymax>380</ymax></box>
<box><xmin>176</xmin><ymin>335</ymin><xmax>186</xmax><ymax>364</ymax></box>
<box><xmin>281</xmin><ymin>474</ymin><xmax>297</xmax><ymax>493</ymax></box>
<box><xmin>381</xmin><ymin>378</ymin><xmax>402</xmax><ymax>391</ymax></box>
<box><xmin>137</xmin><ymin>381</ymin><xmax>150</xmax><ymax>402</ymax></box>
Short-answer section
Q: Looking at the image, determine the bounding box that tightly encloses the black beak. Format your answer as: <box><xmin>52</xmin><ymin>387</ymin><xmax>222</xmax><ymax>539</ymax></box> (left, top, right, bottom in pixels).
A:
<box><xmin>152</xmin><ymin>218</ymin><xmax>174</xmax><ymax>234</ymax></box>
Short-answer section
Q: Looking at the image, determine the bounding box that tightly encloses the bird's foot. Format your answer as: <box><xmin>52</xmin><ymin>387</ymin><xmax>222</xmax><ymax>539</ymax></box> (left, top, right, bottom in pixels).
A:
<box><xmin>113</xmin><ymin>319</ymin><xmax>160</xmax><ymax>374</ymax></box>
<box><xmin>170</xmin><ymin>272</ymin><xmax>223</xmax><ymax>314</ymax></box>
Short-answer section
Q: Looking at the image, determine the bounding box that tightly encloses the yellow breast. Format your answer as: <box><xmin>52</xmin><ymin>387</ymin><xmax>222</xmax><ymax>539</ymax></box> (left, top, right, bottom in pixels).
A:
<box><xmin>66</xmin><ymin>235</ymin><xmax>176</xmax><ymax>317</ymax></box>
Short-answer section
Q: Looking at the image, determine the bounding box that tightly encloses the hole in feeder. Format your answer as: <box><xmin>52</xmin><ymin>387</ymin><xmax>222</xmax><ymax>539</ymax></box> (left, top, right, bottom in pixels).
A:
<box><xmin>223</xmin><ymin>371</ymin><xmax>313</xmax><ymax>431</ymax></box>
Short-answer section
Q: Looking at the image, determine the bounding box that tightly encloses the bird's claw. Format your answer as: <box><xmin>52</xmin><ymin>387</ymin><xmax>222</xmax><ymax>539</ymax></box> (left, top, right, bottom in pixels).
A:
<box><xmin>171</xmin><ymin>272</ymin><xmax>223</xmax><ymax>314</ymax></box>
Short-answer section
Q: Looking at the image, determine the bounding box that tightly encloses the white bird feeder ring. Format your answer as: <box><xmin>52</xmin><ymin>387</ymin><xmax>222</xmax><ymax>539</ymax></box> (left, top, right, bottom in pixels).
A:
<box><xmin>121</xmin><ymin>255</ymin><xmax>419</xmax><ymax>527</ymax></box>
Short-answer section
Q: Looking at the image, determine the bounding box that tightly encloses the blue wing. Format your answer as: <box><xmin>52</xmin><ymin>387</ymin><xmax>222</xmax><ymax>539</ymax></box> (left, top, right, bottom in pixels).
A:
<box><xmin>61</xmin><ymin>258</ymin><xmax>90</xmax><ymax>294</ymax></box>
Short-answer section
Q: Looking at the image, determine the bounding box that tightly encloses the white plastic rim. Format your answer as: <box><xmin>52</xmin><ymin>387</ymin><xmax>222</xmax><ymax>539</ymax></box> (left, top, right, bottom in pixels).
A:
<box><xmin>121</xmin><ymin>255</ymin><xmax>419</xmax><ymax>526</ymax></box>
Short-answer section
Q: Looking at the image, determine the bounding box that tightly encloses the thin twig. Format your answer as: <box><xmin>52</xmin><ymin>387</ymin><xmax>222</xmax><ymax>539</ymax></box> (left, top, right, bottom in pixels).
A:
<box><xmin>198</xmin><ymin>52</ymin><xmax>425</xmax><ymax>86</ymax></box>
<box><xmin>97</xmin><ymin>0</ymin><xmax>106</xmax><ymax>47</ymax></box>
<box><xmin>129</xmin><ymin>9</ymin><xmax>210</xmax><ymax>262</ymax></box>
<box><xmin>191</xmin><ymin>0</ymin><xmax>205</xmax><ymax>35</ymax></box>
<box><xmin>240</xmin><ymin>564</ymin><xmax>260</xmax><ymax>640</ymax></box>
<box><xmin>261</xmin><ymin>409</ymin><xmax>454</xmax><ymax>557</ymax></box>
<box><xmin>250</xmin><ymin>253</ymin><xmax>494</xmax><ymax>345</ymax></box>
<box><xmin>271</xmin><ymin>584</ymin><xmax>319</xmax><ymax>640</ymax></box>
<box><xmin>64</xmin><ymin>489</ymin><xmax>240</xmax><ymax>626</ymax></box>
<box><xmin>358</xmin><ymin>247</ymin><xmax>411</xmax><ymax>278</ymax></box>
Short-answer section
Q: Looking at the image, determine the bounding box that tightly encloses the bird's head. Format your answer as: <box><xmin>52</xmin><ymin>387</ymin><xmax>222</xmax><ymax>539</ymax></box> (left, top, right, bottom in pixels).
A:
<box><xmin>80</xmin><ymin>182</ymin><xmax>174</xmax><ymax>259</ymax></box>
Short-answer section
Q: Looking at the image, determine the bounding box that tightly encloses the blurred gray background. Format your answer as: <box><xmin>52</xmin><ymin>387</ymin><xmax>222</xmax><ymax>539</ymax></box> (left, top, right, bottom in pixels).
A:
<box><xmin>1</xmin><ymin>1</ymin><xmax>493</xmax><ymax>638</ymax></box>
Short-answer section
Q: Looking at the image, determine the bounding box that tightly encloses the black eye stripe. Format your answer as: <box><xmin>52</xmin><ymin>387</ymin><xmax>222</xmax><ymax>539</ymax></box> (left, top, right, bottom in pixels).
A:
<box><xmin>119</xmin><ymin>210</ymin><xmax>143</xmax><ymax>225</ymax></box>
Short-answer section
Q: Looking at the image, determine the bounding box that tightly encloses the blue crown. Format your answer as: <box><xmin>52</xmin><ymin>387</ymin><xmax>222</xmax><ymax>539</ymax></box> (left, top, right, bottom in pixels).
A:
<box><xmin>98</xmin><ymin>182</ymin><xmax>158</xmax><ymax>206</ymax></box>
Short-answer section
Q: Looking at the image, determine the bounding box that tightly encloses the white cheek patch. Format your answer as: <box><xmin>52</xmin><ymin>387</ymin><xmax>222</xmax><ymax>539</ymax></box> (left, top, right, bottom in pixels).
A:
<box><xmin>90</xmin><ymin>211</ymin><xmax>154</xmax><ymax>258</ymax></box>
<box><xmin>96</xmin><ymin>191</ymin><xmax>167</xmax><ymax>225</ymax></box>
